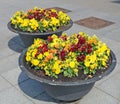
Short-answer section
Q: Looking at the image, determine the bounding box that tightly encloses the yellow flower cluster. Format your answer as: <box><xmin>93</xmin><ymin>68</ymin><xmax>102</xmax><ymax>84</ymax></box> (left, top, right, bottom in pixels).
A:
<box><xmin>25</xmin><ymin>32</ymin><xmax>111</xmax><ymax>78</ymax></box>
<box><xmin>10</xmin><ymin>7</ymin><xmax>71</xmax><ymax>32</ymax></box>
<box><xmin>58</xmin><ymin>11</ymin><xmax>70</xmax><ymax>24</ymax></box>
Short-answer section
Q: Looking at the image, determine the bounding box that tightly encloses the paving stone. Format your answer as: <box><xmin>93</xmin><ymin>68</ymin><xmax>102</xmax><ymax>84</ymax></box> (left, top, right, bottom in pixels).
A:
<box><xmin>0</xmin><ymin>87</ymin><xmax>34</xmax><ymax>104</ymax></box>
<box><xmin>15</xmin><ymin>79</ymin><xmax>45</xmax><ymax>98</ymax></box>
<box><xmin>0</xmin><ymin>39</ymin><xmax>24</xmax><ymax>58</ymax></box>
<box><xmin>76</xmin><ymin>87</ymin><xmax>119</xmax><ymax>104</ymax></box>
<box><xmin>1</xmin><ymin>68</ymin><xmax>29</xmax><ymax>85</ymax></box>
<box><xmin>95</xmin><ymin>62</ymin><xmax>120</xmax><ymax>86</ymax></box>
<box><xmin>0</xmin><ymin>54</ymin><xmax>19</xmax><ymax>74</ymax></box>
<box><xmin>0</xmin><ymin>46</ymin><xmax>15</xmax><ymax>59</ymax></box>
<box><xmin>97</xmin><ymin>72</ymin><xmax>120</xmax><ymax>101</ymax></box>
<box><xmin>102</xmin><ymin>28</ymin><xmax>120</xmax><ymax>42</ymax></box>
<box><xmin>65</xmin><ymin>24</ymin><xmax>96</xmax><ymax>36</ymax></box>
<box><xmin>0</xmin><ymin>76</ymin><xmax>12</xmax><ymax>92</ymax></box>
<box><xmin>8</xmin><ymin>37</ymin><xmax>25</xmax><ymax>53</ymax></box>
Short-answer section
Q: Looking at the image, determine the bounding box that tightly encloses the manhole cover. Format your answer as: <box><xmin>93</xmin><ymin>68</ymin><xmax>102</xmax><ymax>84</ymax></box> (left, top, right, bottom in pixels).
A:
<box><xmin>74</xmin><ymin>17</ymin><xmax>114</xmax><ymax>29</ymax></box>
<box><xmin>48</xmin><ymin>7</ymin><xmax>71</xmax><ymax>13</ymax></box>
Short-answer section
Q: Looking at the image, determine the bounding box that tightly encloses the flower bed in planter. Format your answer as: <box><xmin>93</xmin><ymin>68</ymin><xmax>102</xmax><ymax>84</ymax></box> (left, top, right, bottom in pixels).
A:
<box><xmin>19</xmin><ymin>32</ymin><xmax>116</xmax><ymax>101</ymax></box>
<box><xmin>8</xmin><ymin>7</ymin><xmax>73</xmax><ymax>47</ymax></box>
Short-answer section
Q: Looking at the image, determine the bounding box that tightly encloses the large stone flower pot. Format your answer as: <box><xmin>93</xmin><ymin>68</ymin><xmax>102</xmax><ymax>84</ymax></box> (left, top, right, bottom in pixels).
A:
<box><xmin>8</xmin><ymin>20</ymin><xmax>73</xmax><ymax>48</ymax></box>
<box><xmin>19</xmin><ymin>49</ymin><xmax>116</xmax><ymax>102</ymax></box>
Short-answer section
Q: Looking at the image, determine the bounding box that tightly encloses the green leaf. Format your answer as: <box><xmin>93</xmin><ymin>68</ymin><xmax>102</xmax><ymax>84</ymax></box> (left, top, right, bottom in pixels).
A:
<box><xmin>84</xmin><ymin>68</ymin><xmax>89</xmax><ymax>74</ymax></box>
<box><xmin>64</xmin><ymin>71</ymin><xmax>68</xmax><ymax>76</ymax></box>
<box><xmin>35</xmin><ymin>66</ymin><xmax>40</xmax><ymax>70</ymax></box>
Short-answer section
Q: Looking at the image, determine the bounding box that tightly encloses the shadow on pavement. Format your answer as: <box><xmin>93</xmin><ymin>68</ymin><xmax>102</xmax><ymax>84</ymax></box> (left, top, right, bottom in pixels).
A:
<box><xmin>111</xmin><ymin>0</ymin><xmax>120</xmax><ymax>3</ymax></box>
<box><xmin>8</xmin><ymin>35</ymin><xmax>25</xmax><ymax>53</ymax></box>
<box><xmin>18</xmin><ymin>72</ymin><xmax>61</xmax><ymax>103</ymax></box>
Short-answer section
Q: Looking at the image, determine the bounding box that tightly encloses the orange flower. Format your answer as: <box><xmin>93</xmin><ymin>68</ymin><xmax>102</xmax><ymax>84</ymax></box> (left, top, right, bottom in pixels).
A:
<box><xmin>47</xmin><ymin>53</ymin><xmax>53</xmax><ymax>60</ymax></box>
<box><xmin>28</xmin><ymin>9</ymin><xmax>33</xmax><ymax>13</ymax></box>
<box><xmin>87</xmin><ymin>38</ymin><xmax>93</xmax><ymax>44</ymax></box>
<box><xmin>44</xmin><ymin>53</ymin><xmax>53</xmax><ymax>62</ymax></box>
<box><xmin>22</xmin><ymin>13</ymin><xmax>28</xmax><ymax>18</ymax></box>
<box><xmin>64</xmin><ymin>44</ymin><xmax>71</xmax><ymax>52</ymax></box>
<box><xmin>49</xmin><ymin>49</ymin><xmax>57</xmax><ymax>54</ymax></box>
<box><xmin>55</xmin><ymin>44</ymin><xmax>59</xmax><ymax>49</ymax></box>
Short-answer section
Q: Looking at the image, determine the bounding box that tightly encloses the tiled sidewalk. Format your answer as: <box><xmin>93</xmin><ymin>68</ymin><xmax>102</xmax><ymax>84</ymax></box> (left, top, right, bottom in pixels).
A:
<box><xmin>0</xmin><ymin>0</ymin><xmax>120</xmax><ymax>104</ymax></box>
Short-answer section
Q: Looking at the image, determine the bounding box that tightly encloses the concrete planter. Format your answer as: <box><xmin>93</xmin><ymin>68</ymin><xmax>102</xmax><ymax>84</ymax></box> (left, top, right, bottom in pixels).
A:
<box><xmin>8</xmin><ymin>20</ymin><xmax>73</xmax><ymax>48</ymax></box>
<box><xmin>19</xmin><ymin>49</ymin><xmax>116</xmax><ymax>102</ymax></box>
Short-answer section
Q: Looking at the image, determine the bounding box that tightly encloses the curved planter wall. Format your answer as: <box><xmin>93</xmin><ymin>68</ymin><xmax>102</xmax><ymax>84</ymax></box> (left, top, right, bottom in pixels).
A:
<box><xmin>8</xmin><ymin>20</ymin><xmax>73</xmax><ymax>48</ymax></box>
<box><xmin>19</xmin><ymin>49</ymin><xmax>116</xmax><ymax>102</ymax></box>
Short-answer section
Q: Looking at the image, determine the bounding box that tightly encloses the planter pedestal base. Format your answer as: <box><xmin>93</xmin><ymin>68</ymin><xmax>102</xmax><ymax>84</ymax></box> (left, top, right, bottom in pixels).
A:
<box><xmin>19</xmin><ymin>32</ymin><xmax>62</xmax><ymax>48</ymax></box>
<box><xmin>42</xmin><ymin>83</ymin><xmax>94</xmax><ymax>102</ymax></box>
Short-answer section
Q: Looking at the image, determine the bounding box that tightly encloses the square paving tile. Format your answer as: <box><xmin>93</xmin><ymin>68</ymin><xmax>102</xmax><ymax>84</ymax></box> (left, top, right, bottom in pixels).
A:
<box><xmin>97</xmin><ymin>72</ymin><xmax>120</xmax><ymax>100</ymax></box>
<box><xmin>0</xmin><ymin>87</ymin><xmax>34</xmax><ymax>104</ymax></box>
<box><xmin>74</xmin><ymin>17</ymin><xmax>114</xmax><ymax>29</ymax></box>
<box><xmin>48</xmin><ymin>7</ymin><xmax>71</xmax><ymax>13</ymax></box>
<box><xmin>1</xmin><ymin>68</ymin><xmax>29</xmax><ymax>85</ymax></box>
<box><xmin>0</xmin><ymin>54</ymin><xmax>19</xmax><ymax>74</ymax></box>
<box><xmin>77</xmin><ymin>87</ymin><xmax>119</xmax><ymax>104</ymax></box>
<box><xmin>0</xmin><ymin>76</ymin><xmax>12</xmax><ymax>92</ymax></box>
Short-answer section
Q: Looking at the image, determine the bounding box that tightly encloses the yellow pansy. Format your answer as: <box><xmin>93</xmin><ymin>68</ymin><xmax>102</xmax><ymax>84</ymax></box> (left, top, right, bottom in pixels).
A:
<box><xmin>70</xmin><ymin>61</ymin><xmax>75</xmax><ymax>68</ymax></box>
<box><xmin>31</xmin><ymin>59</ymin><xmax>39</xmax><ymax>66</ymax></box>
<box><xmin>44</xmin><ymin>52</ymin><xmax>49</xmax><ymax>57</ymax></box>
<box><xmin>29</xmin><ymin>18</ymin><xmax>39</xmax><ymax>30</ymax></box>
<box><xmin>37</xmin><ymin>53</ymin><xmax>43</xmax><ymax>59</ymax></box>
<box><xmin>26</xmin><ymin>55</ymin><xmax>31</xmax><ymax>61</ymax></box>
<box><xmin>42</xmin><ymin>19</ymin><xmax>49</xmax><ymax>28</ymax></box>
<box><xmin>20</xmin><ymin>19</ymin><xmax>29</xmax><ymax>27</ymax></box>
<box><xmin>84</xmin><ymin>61</ymin><xmax>90</xmax><ymax>67</ymax></box>
<box><xmin>73</xmin><ymin>69</ymin><xmax>78</xmax><ymax>73</ymax></box>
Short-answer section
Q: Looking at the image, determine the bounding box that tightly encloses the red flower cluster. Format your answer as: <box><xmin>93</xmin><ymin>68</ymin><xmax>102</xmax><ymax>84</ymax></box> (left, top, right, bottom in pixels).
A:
<box><xmin>69</xmin><ymin>35</ymin><xmax>93</xmax><ymax>62</ymax></box>
<box><xmin>60</xmin><ymin>50</ymin><xmax>66</xmax><ymax>61</ymax></box>
<box><xmin>70</xmin><ymin>36</ymin><xmax>92</xmax><ymax>53</ymax></box>
<box><xmin>47</xmin><ymin>36</ymin><xmax>53</xmax><ymax>42</ymax></box>
<box><xmin>77</xmin><ymin>54</ymin><xmax>85</xmax><ymax>62</ymax></box>
<box><xmin>35</xmin><ymin>35</ymin><xmax>93</xmax><ymax>62</ymax></box>
<box><xmin>27</xmin><ymin>9</ymin><xmax>58</xmax><ymax>20</ymax></box>
<box><xmin>35</xmin><ymin>44</ymin><xmax>48</xmax><ymax>57</ymax></box>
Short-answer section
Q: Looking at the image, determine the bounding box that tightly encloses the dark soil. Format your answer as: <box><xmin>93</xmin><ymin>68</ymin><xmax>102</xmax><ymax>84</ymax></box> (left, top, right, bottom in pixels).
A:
<box><xmin>23</xmin><ymin>56</ymin><xmax>112</xmax><ymax>82</ymax></box>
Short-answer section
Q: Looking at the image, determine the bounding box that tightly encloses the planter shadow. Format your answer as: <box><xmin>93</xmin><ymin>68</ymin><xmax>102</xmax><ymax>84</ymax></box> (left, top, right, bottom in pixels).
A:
<box><xmin>18</xmin><ymin>71</ymin><xmax>61</xmax><ymax>103</ymax></box>
<box><xmin>111</xmin><ymin>0</ymin><xmax>120</xmax><ymax>4</ymax></box>
<box><xmin>8</xmin><ymin>35</ymin><xmax>25</xmax><ymax>53</ymax></box>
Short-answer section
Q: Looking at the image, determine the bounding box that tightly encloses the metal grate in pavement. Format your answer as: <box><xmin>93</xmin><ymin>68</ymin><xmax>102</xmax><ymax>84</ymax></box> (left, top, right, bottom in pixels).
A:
<box><xmin>74</xmin><ymin>17</ymin><xmax>114</xmax><ymax>29</ymax></box>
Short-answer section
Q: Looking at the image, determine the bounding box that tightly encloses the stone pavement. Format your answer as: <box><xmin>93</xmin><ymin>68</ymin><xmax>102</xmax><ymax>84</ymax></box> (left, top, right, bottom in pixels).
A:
<box><xmin>0</xmin><ymin>0</ymin><xmax>120</xmax><ymax>104</ymax></box>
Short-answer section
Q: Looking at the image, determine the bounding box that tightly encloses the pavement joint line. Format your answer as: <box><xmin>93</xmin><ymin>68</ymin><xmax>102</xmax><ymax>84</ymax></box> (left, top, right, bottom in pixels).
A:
<box><xmin>13</xmin><ymin>84</ymin><xmax>45</xmax><ymax>104</ymax></box>
<box><xmin>12</xmin><ymin>77</ymin><xmax>30</xmax><ymax>87</ymax></box>
<box><xmin>0</xmin><ymin>52</ymin><xmax>16</xmax><ymax>60</ymax></box>
<box><xmin>0</xmin><ymin>52</ymin><xmax>19</xmax><ymax>62</ymax></box>
<box><xmin>95</xmin><ymin>71</ymin><xmax>120</xmax><ymax>86</ymax></box>
<box><xmin>0</xmin><ymin>69</ymin><xmax>30</xmax><ymax>86</ymax></box>
<box><xmin>34</xmin><ymin>91</ymin><xmax>46</xmax><ymax>98</ymax></box>
<box><xmin>94</xmin><ymin>86</ymin><xmax>120</xmax><ymax>102</ymax></box>
<box><xmin>0</xmin><ymin>75</ymin><xmax>15</xmax><ymax>92</ymax></box>
<box><xmin>13</xmin><ymin>85</ymin><xmax>36</xmax><ymax>104</ymax></box>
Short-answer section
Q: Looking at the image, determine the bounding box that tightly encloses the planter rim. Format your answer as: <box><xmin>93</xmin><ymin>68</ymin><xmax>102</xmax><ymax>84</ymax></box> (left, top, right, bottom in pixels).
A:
<box><xmin>7</xmin><ymin>20</ymin><xmax>73</xmax><ymax>35</ymax></box>
<box><xmin>19</xmin><ymin>49</ymin><xmax>116</xmax><ymax>86</ymax></box>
